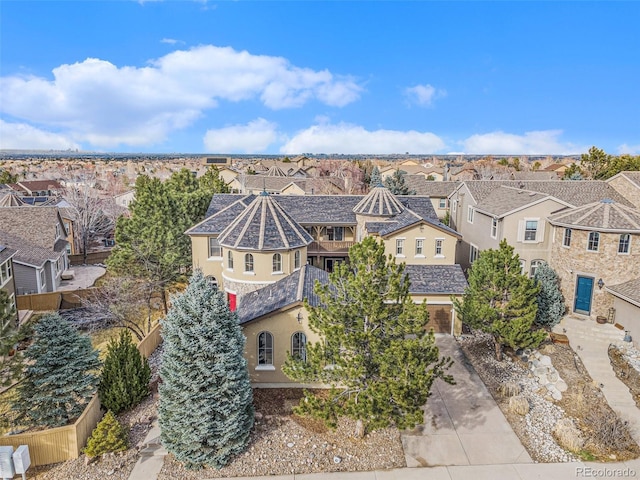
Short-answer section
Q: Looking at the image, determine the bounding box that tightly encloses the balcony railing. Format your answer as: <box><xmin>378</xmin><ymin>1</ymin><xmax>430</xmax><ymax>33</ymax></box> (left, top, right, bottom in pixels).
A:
<box><xmin>308</xmin><ymin>241</ymin><xmax>354</xmax><ymax>254</ymax></box>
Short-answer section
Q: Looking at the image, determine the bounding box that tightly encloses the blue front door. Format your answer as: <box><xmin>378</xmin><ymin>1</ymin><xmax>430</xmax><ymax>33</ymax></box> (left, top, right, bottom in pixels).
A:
<box><xmin>574</xmin><ymin>276</ymin><xmax>594</xmax><ymax>315</ymax></box>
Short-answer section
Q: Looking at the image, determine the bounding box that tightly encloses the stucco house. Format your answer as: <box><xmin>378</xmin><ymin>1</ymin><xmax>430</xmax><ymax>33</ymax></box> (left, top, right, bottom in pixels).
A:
<box><xmin>187</xmin><ymin>186</ymin><xmax>467</xmax><ymax>384</ymax></box>
<box><xmin>0</xmin><ymin>245</ymin><xmax>18</xmax><ymax>324</ymax></box>
<box><xmin>403</xmin><ymin>179</ymin><xmax>459</xmax><ymax>219</ymax></box>
<box><xmin>0</xmin><ymin>207</ymin><xmax>69</xmax><ymax>294</ymax></box>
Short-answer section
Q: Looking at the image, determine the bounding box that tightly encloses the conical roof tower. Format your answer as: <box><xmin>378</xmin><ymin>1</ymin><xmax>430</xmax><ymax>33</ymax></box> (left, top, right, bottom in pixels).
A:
<box><xmin>353</xmin><ymin>184</ymin><xmax>404</xmax><ymax>217</ymax></box>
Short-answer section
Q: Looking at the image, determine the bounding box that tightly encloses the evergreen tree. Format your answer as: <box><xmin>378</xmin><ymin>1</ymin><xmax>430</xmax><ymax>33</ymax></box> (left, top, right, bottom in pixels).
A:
<box><xmin>199</xmin><ymin>166</ymin><xmax>231</xmax><ymax>196</ymax></box>
<box><xmin>454</xmin><ymin>240</ymin><xmax>546</xmax><ymax>360</ymax></box>
<box><xmin>533</xmin><ymin>262</ymin><xmax>565</xmax><ymax>328</ymax></box>
<box><xmin>283</xmin><ymin>237</ymin><xmax>453</xmax><ymax>436</ymax></box>
<box><xmin>159</xmin><ymin>270</ymin><xmax>253</xmax><ymax>470</ymax></box>
<box><xmin>99</xmin><ymin>330</ymin><xmax>151</xmax><ymax>414</ymax></box>
<box><xmin>0</xmin><ymin>289</ymin><xmax>17</xmax><ymax>357</ymax></box>
<box><xmin>107</xmin><ymin>175</ymin><xmax>189</xmax><ymax>313</ymax></box>
<box><xmin>12</xmin><ymin>313</ymin><xmax>101</xmax><ymax>428</ymax></box>
<box><xmin>384</xmin><ymin>169</ymin><xmax>415</xmax><ymax>195</ymax></box>
<box><xmin>369</xmin><ymin>166</ymin><xmax>382</xmax><ymax>187</ymax></box>
<box><xmin>84</xmin><ymin>410</ymin><xmax>128</xmax><ymax>458</ymax></box>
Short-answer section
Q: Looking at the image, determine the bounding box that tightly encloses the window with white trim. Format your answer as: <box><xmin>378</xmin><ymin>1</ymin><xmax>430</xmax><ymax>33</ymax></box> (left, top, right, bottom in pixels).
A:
<box><xmin>467</xmin><ymin>206</ymin><xmax>474</xmax><ymax>223</ymax></box>
<box><xmin>245</xmin><ymin>253</ymin><xmax>254</xmax><ymax>272</ymax></box>
<box><xmin>39</xmin><ymin>268</ymin><xmax>46</xmax><ymax>290</ymax></box>
<box><xmin>396</xmin><ymin>239</ymin><xmax>405</xmax><ymax>256</ymax></box>
<box><xmin>524</xmin><ymin>220</ymin><xmax>538</xmax><ymax>241</ymax></box>
<box><xmin>327</xmin><ymin>226</ymin><xmax>344</xmax><ymax>241</ymax></box>
<box><xmin>227</xmin><ymin>250</ymin><xmax>234</xmax><ymax>270</ymax></box>
<box><xmin>452</xmin><ymin>199</ymin><xmax>457</xmax><ymax>213</ymax></box>
<box><xmin>519</xmin><ymin>259</ymin><xmax>526</xmax><ymax>275</ymax></box>
<box><xmin>469</xmin><ymin>244</ymin><xmax>479</xmax><ymax>264</ymax></box>
<box><xmin>415</xmin><ymin>239</ymin><xmax>424</xmax><ymax>256</ymax></box>
<box><xmin>435</xmin><ymin>239</ymin><xmax>444</xmax><ymax>256</ymax></box>
<box><xmin>438</xmin><ymin>198</ymin><xmax>447</xmax><ymax>209</ymax></box>
<box><xmin>208</xmin><ymin>237</ymin><xmax>221</xmax><ymax>257</ymax></box>
<box><xmin>563</xmin><ymin>228</ymin><xmax>572</xmax><ymax>247</ymax></box>
<box><xmin>587</xmin><ymin>232</ymin><xmax>600</xmax><ymax>252</ymax></box>
<box><xmin>291</xmin><ymin>332</ymin><xmax>307</xmax><ymax>362</ymax></box>
<box><xmin>294</xmin><ymin>250</ymin><xmax>301</xmax><ymax>269</ymax></box>
<box><xmin>272</xmin><ymin>253</ymin><xmax>282</xmax><ymax>272</ymax></box>
<box><xmin>530</xmin><ymin>259</ymin><xmax>544</xmax><ymax>277</ymax></box>
<box><xmin>0</xmin><ymin>260</ymin><xmax>12</xmax><ymax>287</ymax></box>
<box><xmin>490</xmin><ymin>218</ymin><xmax>498</xmax><ymax>238</ymax></box>
<box><xmin>257</xmin><ymin>331</ymin><xmax>274</xmax><ymax>366</ymax></box>
<box><xmin>618</xmin><ymin>234</ymin><xmax>630</xmax><ymax>254</ymax></box>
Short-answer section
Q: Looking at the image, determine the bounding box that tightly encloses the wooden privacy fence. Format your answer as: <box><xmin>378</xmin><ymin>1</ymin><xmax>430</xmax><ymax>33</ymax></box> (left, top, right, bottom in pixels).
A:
<box><xmin>68</xmin><ymin>250</ymin><xmax>112</xmax><ymax>266</ymax></box>
<box><xmin>16</xmin><ymin>289</ymin><xmax>97</xmax><ymax>312</ymax></box>
<box><xmin>0</xmin><ymin>323</ymin><xmax>162</xmax><ymax>466</ymax></box>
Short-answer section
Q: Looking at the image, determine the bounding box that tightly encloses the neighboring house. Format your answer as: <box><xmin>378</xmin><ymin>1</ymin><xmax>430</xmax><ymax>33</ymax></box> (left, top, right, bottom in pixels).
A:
<box><xmin>187</xmin><ymin>186</ymin><xmax>467</xmax><ymax>384</ymax></box>
<box><xmin>380</xmin><ymin>164</ymin><xmax>443</xmax><ymax>181</ymax></box>
<box><xmin>511</xmin><ymin>171</ymin><xmax>559</xmax><ymax>181</ymax></box>
<box><xmin>7</xmin><ymin>180</ymin><xmax>64</xmax><ymax>197</ymax></box>
<box><xmin>448</xmin><ymin>180</ymin><xmax>632</xmax><ymax>273</ymax></box>
<box><xmin>232</xmin><ymin>175</ymin><xmax>345</xmax><ymax>195</ymax></box>
<box><xmin>403</xmin><ymin>178</ymin><xmax>458</xmax><ymax>219</ymax></box>
<box><xmin>548</xmin><ymin>199</ymin><xmax>640</xmax><ymax>329</ymax></box>
<box><xmin>0</xmin><ymin>207</ymin><xmax>69</xmax><ymax>294</ymax></box>
<box><xmin>0</xmin><ymin>245</ymin><xmax>18</xmax><ymax>324</ymax></box>
<box><xmin>607</xmin><ymin>171</ymin><xmax>640</xmax><ymax>210</ymax></box>
<box><xmin>605</xmin><ymin>278</ymin><xmax>640</xmax><ymax>349</ymax></box>
<box><xmin>543</xmin><ymin>163</ymin><xmax>571</xmax><ymax>176</ymax></box>
<box><xmin>114</xmin><ymin>190</ymin><xmax>136</xmax><ymax>209</ymax></box>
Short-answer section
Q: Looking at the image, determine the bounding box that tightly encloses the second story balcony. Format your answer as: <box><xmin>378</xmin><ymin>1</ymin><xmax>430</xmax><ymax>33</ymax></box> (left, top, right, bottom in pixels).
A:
<box><xmin>308</xmin><ymin>240</ymin><xmax>354</xmax><ymax>254</ymax></box>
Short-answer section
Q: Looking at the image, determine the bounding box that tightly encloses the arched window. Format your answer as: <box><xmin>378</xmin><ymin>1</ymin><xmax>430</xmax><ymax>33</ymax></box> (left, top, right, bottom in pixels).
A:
<box><xmin>227</xmin><ymin>250</ymin><xmax>234</xmax><ymax>270</ymax></box>
<box><xmin>291</xmin><ymin>332</ymin><xmax>307</xmax><ymax>362</ymax></box>
<box><xmin>245</xmin><ymin>253</ymin><xmax>254</xmax><ymax>272</ymax></box>
<box><xmin>530</xmin><ymin>259</ymin><xmax>544</xmax><ymax>277</ymax></box>
<box><xmin>294</xmin><ymin>250</ymin><xmax>301</xmax><ymax>269</ymax></box>
<box><xmin>272</xmin><ymin>253</ymin><xmax>282</xmax><ymax>272</ymax></box>
<box><xmin>205</xmin><ymin>275</ymin><xmax>218</xmax><ymax>289</ymax></box>
<box><xmin>257</xmin><ymin>331</ymin><xmax>273</xmax><ymax>365</ymax></box>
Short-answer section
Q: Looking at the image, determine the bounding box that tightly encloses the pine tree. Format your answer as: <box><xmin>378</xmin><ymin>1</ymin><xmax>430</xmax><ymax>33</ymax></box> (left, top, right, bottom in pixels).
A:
<box><xmin>99</xmin><ymin>330</ymin><xmax>151</xmax><ymax>414</ymax></box>
<box><xmin>84</xmin><ymin>410</ymin><xmax>128</xmax><ymax>458</ymax></box>
<box><xmin>369</xmin><ymin>166</ymin><xmax>382</xmax><ymax>187</ymax></box>
<box><xmin>283</xmin><ymin>237</ymin><xmax>453</xmax><ymax>436</ymax></box>
<box><xmin>533</xmin><ymin>262</ymin><xmax>566</xmax><ymax>328</ymax></box>
<box><xmin>384</xmin><ymin>168</ymin><xmax>415</xmax><ymax>195</ymax></box>
<box><xmin>12</xmin><ymin>313</ymin><xmax>101</xmax><ymax>428</ymax></box>
<box><xmin>454</xmin><ymin>240</ymin><xmax>547</xmax><ymax>360</ymax></box>
<box><xmin>159</xmin><ymin>270</ymin><xmax>254</xmax><ymax>470</ymax></box>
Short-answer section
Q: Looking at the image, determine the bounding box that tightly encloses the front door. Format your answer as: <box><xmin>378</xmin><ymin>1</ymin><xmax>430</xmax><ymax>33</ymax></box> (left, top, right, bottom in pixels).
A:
<box><xmin>574</xmin><ymin>276</ymin><xmax>594</xmax><ymax>315</ymax></box>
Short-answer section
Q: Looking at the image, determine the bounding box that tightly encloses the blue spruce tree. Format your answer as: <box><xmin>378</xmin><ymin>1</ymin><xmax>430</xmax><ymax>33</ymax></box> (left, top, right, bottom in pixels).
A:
<box><xmin>533</xmin><ymin>262</ymin><xmax>565</xmax><ymax>328</ymax></box>
<box><xmin>159</xmin><ymin>270</ymin><xmax>254</xmax><ymax>470</ymax></box>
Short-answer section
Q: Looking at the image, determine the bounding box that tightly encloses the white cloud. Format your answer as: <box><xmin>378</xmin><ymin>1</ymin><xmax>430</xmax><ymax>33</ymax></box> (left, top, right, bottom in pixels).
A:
<box><xmin>618</xmin><ymin>143</ymin><xmax>640</xmax><ymax>155</ymax></box>
<box><xmin>461</xmin><ymin>130</ymin><xmax>584</xmax><ymax>155</ymax></box>
<box><xmin>280</xmin><ymin>122</ymin><xmax>445</xmax><ymax>154</ymax></box>
<box><xmin>203</xmin><ymin>118</ymin><xmax>278</xmax><ymax>153</ymax></box>
<box><xmin>0</xmin><ymin>120</ymin><xmax>81</xmax><ymax>150</ymax></box>
<box><xmin>0</xmin><ymin>45</ymin><xmax>361</xmax><ymax>149</ymax></box>
<box><xmin>405</xmin><ymin>84</ymin><xmax>446</xmax><ymax>106</ymax></box>
<box><xmin>161</xmin><ymin>38</ymin><xmax>179</xmax><ymax>45</ymax></box>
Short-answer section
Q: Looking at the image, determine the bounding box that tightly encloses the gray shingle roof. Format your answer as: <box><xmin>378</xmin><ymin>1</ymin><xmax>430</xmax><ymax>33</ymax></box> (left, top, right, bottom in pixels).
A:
<box><xmin>404</xmin><ymin>264</ymin><xmax>468</xmax><ymax>295</ymax></box>
<box><xmin>0</xmin><ymin>245</ymin><xmax>17</xmax><ymax>264</ymax></box>
<box><xmin>353</xmin><ymin>186</ymin><xmax>405</xmax><ymax>216</ymax></box>
<box><xmin>0</xmin><ymin>230</ymin><xmax>61</xmax><ymax>267</ymax></box>
<box><xmin>474</xmin><ymin>186</ymin><xmax>550</xmax><ymax>217</ymax></box>
<box><xmin>0</xmin><ymin>206</ymin><xmax>67</xmax><ymax>250</ymax></box>
<box><xmin>237</xmin><ymin>265</ymin><xmax>329</xmax><ymax>324</ymax></box>
<box><xmin>274</xmin><ymin>195</ymin><xmax>361</xmax><ymax>224</ymax></box>
<box><xmin>240</xmin><ymin>176</ymin><xmax>345</xmax><ymax>194</ymax></box>
<box><xmin>404</xmin><ymin>178</ymin><xmax>459</xmax><ymax>197</ymax></box>
<box><xmin>463</xmin><ymin>180</ymin><xmax>632</xmax><ymax>207</ymax></box>
<box><xmin>547</xmin><ymin>199</ymin><xmax>640</xmax><ymax>232</ymax></box>
<box><xmin>188</xmin><ymin>197</ymin><xmax>255</xmax><ymax>235</ymax></box>
<box><xmin>606</xmin><ymin>277</ymin><xmax>640</xmax><ymax>306</ymax></box>
<box><xmin>218</xmin><ymin>192</ymin><xmax>313</xmax><ymax>251</ymax></box>
<box><xmin>265</xmin><ymin>165</ymin><xmax>287</xmax><ymax>177</ymax></box>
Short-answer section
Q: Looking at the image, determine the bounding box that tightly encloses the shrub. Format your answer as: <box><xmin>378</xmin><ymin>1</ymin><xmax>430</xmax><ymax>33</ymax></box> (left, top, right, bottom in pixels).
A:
<box><xmin>99</xmin><ymin>330</ymin><xmax>151</xmax><ymax>414</ymax></box>
<box><xmin>553</xmin><ymin>418</ymin><xmax>584</xmax><ymax>453</ymax></box>
<box><xmin>499</xmin><ymin>381</ymin><xmax>521</xmax><ymax>398</ymax></box>
<box><xmin>84</xmin><ymin>411</ymin><xmax>128</xmax><ymax>458</ymax></box>
<box><xmin>508</xmin><ymin>395</ymin><xmax>530</xmax><ymax>415</ymax></box>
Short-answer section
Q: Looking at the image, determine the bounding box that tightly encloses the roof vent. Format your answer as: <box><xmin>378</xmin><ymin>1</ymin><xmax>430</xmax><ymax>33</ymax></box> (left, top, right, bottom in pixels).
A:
<box><xmin>600</xmin><ymin>198</ymin><xmax>615</xmax><ymax>204</ymax></box>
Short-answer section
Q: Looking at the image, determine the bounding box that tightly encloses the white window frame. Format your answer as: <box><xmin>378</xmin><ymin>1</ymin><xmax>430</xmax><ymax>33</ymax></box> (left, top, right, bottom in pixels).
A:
<box><xmin>530</xmin><ymin>259</ymin><xmax>544</xmax><ymax>277</ymax></box>
<box><xmin>519</xmin><ymin>259</ymin><xmax>526</xmax><ymax>275</ymax></box>
<box><xmin>438</xmin><ymin>198</ymin><xmax>447</xmax><ymax>209</ymax></box>
<box><xmin>491</xmin><ymin>218</ymin><xmax>498</xmax><ymax>239</ymax></box>
<box><xmin>469</xmin><ymin>244</ymin><xmax>479</xmax><ymax>264</ymax></box>
<box><xmin>272</xmin><ymin>253</ymin><xmax>282</xmax><ymax>273</ymax></box>
<box><xmin>467</xmin><ymin>206</ymin><xmax>474</xmax><ymax>224</ymax></box>
<box><xmin>256</xmin><ymin>331</ymin><xmax>275</xmax><ymax>370</ymax></box>
<box><xmin>452</xmin><ymin>199</ymin><xmax>457</xmax><ymax>213</ymax></box>
<box><xmin>327</xmin><ymin>226</ymin><xmax>344</xmax><ymax>241</ymax></box>
<box><xmin>0</xmin><ymin>260</ymin><xmax>10</xmax><ymax>288</ymax></box>
<box><xmin>524</xmin><ymin>219</ymin><xmax>538</xmax><ymax>242</ymax></box>
<box><xmin>563</xmin><ymin>228</ymin><xmax>572</xmax><ymax>248</ymax></box>
<box><xmin>244</xmin><ymin>253</ymin><xmax>254</xmax><ymax>273</ymax></box>
<box><xmin>618</xmin><ymin>234</ymin><xmax>631</xmax><ymax>254</ymax></box>
<box><xmin>227</xmin><ymin>250</ymin><xmax>234</xmax><ymax>270</ymax></box>
<box><xmin>415</xmin><ymin>238</ymin><xmax>424</xmax><ymax>257</ymax></box>
<box><xmin>39</xmin><ymin>268</ymin><xmax>46</xmax><ymax>291</ymax></box>
<box><xmin>587</xmin><ymin>232</ymin><xmax>600</xmax><ymax>252</ymax></box>
<box><xmin>291</xmin><ymin>332</ymin><xmax>307</xmax><ymax>362</ymax></box>
<box><xmin>294</xmin><ymin>250</ymin><xmax>301</xmax><ymax>270</ymax></box>
<box><xmin>396</xmin><ymin>238</ymin><xmax>405</xmax><ymax>257</ymax></box>
<box><xmin>208</xmin><ymin>237</ymin><xmax>222</xmax><ymax>258</ymax></box>
<box><xmin>435</xmin><ymin>238</ymin><xmax>444</xmax><ymax>257</ymax></box>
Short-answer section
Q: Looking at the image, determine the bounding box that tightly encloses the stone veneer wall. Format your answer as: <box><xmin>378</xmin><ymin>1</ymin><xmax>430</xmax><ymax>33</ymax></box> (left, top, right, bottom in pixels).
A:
<box><xmin>608</xmin><ymin>176</ymin><xmax>640</xmax><ymax>210</ymax></box>
<box><xmin>221</xmin><ymin>276</ymin><xmax>273</xmax><ymax>297</ymax></box>
<box><xmin>550</xmin><ymin>227</ymin><xmax>640</xmax><ymax>319</ymax></box>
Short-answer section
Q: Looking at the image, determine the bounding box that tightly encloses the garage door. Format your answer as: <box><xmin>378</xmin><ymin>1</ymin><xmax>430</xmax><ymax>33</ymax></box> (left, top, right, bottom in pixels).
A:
<box><xmin>426</xmin><ymin>304</ymin><xmax>452</xmax><ymax>334</ymax></box>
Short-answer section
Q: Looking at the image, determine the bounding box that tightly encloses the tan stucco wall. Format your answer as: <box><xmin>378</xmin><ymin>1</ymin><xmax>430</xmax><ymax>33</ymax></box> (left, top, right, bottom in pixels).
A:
<box><xmin>611</xmin><ymin>297</ymin><xmax>640</xmax><ymax>349</ymax></box>
<box><xmin>241</xmin><ymin>306</ymin><xmax>322</xmax><ymax>384</ymax></box>
<box><xmin>608</xmin><ymin>176</ymin><xmax>640</xmax><ymax>209</ymax></box>
<box><xmin>550</xmin><ymin>227</ymin><xmax>640</xmax><ymax>319</ymax></box>
<box><xmin>191</xmin><ymin>235</ymin><xmax>223</xmax><ymax>284</ymax></box>
<box><xmin>383</xmin><ymin>224</ymin><xmax>457</xmax><ymax>266</ymax></box>
<box><xmin>430</xmin><ymin>198</ymin><xmax>449</xmax><ymax>219</ymax></box>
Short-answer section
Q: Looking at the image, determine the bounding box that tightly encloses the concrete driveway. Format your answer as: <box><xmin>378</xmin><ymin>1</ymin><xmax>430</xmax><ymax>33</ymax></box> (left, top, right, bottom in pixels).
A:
<box><xmin>402</xmin><ymin>336</ymin><xmax>533</xmax><ymax>467</ymax></box>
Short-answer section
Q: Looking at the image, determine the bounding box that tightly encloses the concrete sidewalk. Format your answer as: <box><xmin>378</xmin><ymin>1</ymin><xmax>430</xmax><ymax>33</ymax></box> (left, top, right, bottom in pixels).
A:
<box><xmin>128</xmin><ymin>419</ymin><xmax>167</xmax><ymax>480</ymax></box>
<box><xmin>554</xmin><ymin>316</ymin><xmax>640</xmax><ymax>445</ymax></box>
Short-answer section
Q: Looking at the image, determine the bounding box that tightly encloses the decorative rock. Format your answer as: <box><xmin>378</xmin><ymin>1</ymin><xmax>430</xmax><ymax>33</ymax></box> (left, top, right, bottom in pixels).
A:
<box><xmin>546</xmin><ymin>371</ymin><xmax>559</xmax><ymax>383</ymax></box>
<box><xmin>287</xmin><ymin>442</ymin><xmax>294</xmax><ymax>448</ymax></box>
<box><xmin>555</xmin><ymin>379</ymin><xmax>568</xmax><ymax>392</ymax></box>
<box><xmin>255</xmin><ymin>412</ymin><xmax>264</xmax><ymax>420</ymax></box>
<box><xmin>539</xmin><ymin>355</ymin><xmax>552</xmax><ymax>366</ymax></box>
<box><xmin>537</xmin><ymin>374</ymin><xmax>548</xmax><ymax>385</ymax></box>
<box><xmin>333</xmin><ymin>456</ymin><xmax>342</xmax><ymax>464</ymax></box>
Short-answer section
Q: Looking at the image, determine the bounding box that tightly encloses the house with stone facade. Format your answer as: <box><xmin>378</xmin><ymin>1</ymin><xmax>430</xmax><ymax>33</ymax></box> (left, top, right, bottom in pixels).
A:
<box><xmin>186</xmin><ymin>186</ymin><xmax>467</xmax><ymax>385</ymax></box>
<box><xmin>607</xmin><ymin>171</ymin><xmax>640</xmax><ymax>210</ymax></box>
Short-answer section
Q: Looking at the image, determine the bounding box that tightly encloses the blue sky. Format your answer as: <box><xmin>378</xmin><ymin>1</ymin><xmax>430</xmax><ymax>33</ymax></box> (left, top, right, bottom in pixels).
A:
<box><xmin>1</xmin><ymin>1</ymin><xmax>638</xmax><ymax>155</ymax></box>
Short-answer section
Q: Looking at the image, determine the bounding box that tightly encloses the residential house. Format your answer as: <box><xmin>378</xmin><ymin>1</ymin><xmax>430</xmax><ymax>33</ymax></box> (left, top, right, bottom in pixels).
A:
<box><xmin>380</xmin><ymin>164</ymin><xmax>444</xmax><ymax>181</ymax></box>
<box><xmin>0</xmin><ymin>245</ymin><xmax>18</xmax><ymax>324</ymax></box>
<box><xmin>7</xmin><ymin>180</ymin><xmax>64</xmax><ymax>197</ymax></box>
<box><xmin>605</xmin><ymin>279</ymin><xmax>640</xmax><ymax>349</ymax></box>
<box><xmin>0</xmin><ymin>207</ymin><xmax>69</xmax><ymax>294</ymax></box>
<box><xmin>231</xmin><ymin>175</ymin><xmax>345</xmax><ymax>195</ymax></box>
<box><xmin>607</xmin><ymin>171</ymin><xmax>640</xmax><ymax>209</ymax></box>
<box><xmin>187</xmin><ymin>186</ymin><xmax>466</xmax><ymax>384</ymax></box>
<box><xmin>403</xmin><ymin>178</ymin><xmax>458</xmax><ymax>219</ymax></box>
